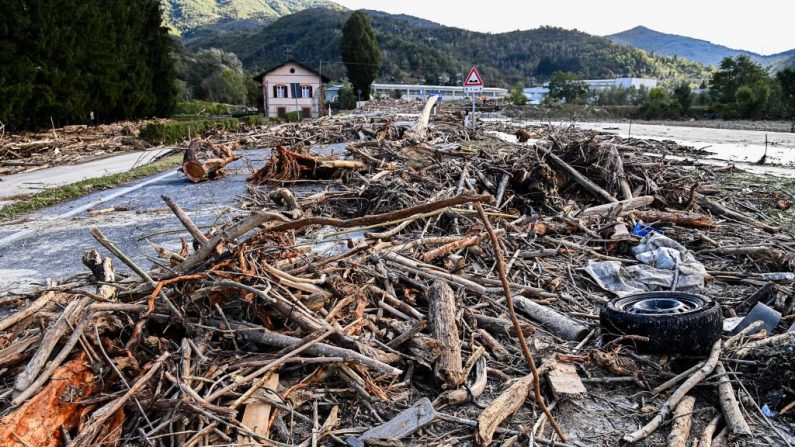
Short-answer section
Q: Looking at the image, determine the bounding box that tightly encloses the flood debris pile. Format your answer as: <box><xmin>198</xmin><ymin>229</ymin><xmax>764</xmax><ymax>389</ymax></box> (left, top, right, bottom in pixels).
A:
<box><xmin>0</xmin><ymin>102</ymin><xmax>794</xmax><ymax>447</ymax></box>
<box><xmin>0</xmin><ymin>121</ymin><xmax>155</xmax><ymax>175</ymax></box>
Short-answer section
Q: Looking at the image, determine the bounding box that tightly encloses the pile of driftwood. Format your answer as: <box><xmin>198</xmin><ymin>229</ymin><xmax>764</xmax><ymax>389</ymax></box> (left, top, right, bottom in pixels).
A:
<box><xmin>0</xmin><ymin>100</ymin><xmax>793</xmax><ymax>447</ymax></box>
<box><xmin>0</xmin><ymin>121</ymin><xmax>158</xmax><ymax>176</ymax></box>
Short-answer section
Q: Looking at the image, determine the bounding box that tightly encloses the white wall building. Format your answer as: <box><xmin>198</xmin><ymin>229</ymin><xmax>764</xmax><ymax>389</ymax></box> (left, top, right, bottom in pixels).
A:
<box><xmin>522</xmin><ymin>87</ymin><xmax>550</xmax><ymax>104</ymax></box>
<box><xmin>253</xmin><ymin>59</ymin><xmax>329</xmax><ymax>119</ymax></box>
<box><xmin>614</xmin><ymin>77</ymin><xmax>658</xmax><ymax>89</ymax></box>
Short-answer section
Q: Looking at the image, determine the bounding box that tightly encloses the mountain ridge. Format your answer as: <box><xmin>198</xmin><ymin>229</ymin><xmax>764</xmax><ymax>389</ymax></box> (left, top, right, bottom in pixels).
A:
<box><xmin>187</xmin><ymin>8</ymin><xmax>710</xmax><ymax>88</ymax></box>
<box><xmin>608</xmin><ymin>26</ymin><xmax>794</xmax><ymax>67</ymax></box>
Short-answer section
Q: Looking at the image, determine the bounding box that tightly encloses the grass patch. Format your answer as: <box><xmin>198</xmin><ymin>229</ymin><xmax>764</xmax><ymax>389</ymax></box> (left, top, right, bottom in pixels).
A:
<box><xmin>0</xmin><ymin>154</ymin><xmax>183</xmax><ymax>221</ymax></box>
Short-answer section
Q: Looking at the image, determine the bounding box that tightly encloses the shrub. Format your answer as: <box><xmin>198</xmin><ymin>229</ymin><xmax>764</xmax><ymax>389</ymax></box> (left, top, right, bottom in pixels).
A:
<box><xmin>174</xmin><ymin>100</ymin><xmax>231</xmax><ymax>116</ymax></box>
<box><xmin>335</xmin><ymin>86</ymin><xmax>357</xmax><ymax>110</ymax></box>
<box><xmin>507</xmin><ymin>87</ymin><xmax>527</xmax><ymax>106</ymax></box>
<box><xmin>139</xmin><ymin>118</ymin><xmax>240</xmax><ymax>144</ymax></box>
<box><xmin>240</xmin><ymin>114</ymin><xmax>265</xmax><ymax>126</ymax></box>
<box><xmin>284</xmin><ymin>111</ymin><xmax>304</xmax><ymax>122</ymax></box>
<box><xmin>390</xmin><ymin>89</ymin><xmax>403</xmax><ymax>99</ymax></box>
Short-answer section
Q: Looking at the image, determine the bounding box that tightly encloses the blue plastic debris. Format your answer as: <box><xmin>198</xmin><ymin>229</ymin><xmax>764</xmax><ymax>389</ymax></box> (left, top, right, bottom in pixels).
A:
<box><xmin>762</xmin><ymin>404</ymin><xmax>776</xmax><ymax>418</ymax></box>
<box><xmin>631</xmin><ymin>221</ymin><xmax>662</xmax><ymax>237</ymax></box>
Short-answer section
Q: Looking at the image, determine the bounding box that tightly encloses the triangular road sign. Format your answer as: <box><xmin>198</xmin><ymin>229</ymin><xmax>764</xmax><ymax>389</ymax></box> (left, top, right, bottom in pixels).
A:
<box><xmin>464</xmin><ymin>67</ymin><xmax>484</xmax><ymax>87</ymax></box>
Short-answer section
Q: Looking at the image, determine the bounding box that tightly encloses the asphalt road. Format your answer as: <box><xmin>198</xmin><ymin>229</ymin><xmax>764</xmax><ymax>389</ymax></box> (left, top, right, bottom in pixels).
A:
<box><xmin>0</xmin><ymin>148</ymin><xmax>271</xmax><ymax>292</ymax></box>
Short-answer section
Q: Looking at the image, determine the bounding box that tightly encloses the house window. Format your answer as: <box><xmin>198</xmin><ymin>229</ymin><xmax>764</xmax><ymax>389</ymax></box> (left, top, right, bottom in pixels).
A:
<box><xmin>273</xmin><ymin>85</ymin><xmax>288</xmax><ymax>98</ymax></box>
<box><xmin>301</xmin><ymin>85</ymin><xmax>313</xmax><ymax>98</ymax></box>
<box><xmin>302</xmin><ymin>107</ymin><xmax>311</xmax><ymax>118</ymax></box>
<box><xmin>277</xmin><ymin>107</ymin><xmax>286</xmax><ymax>118</ymax></box>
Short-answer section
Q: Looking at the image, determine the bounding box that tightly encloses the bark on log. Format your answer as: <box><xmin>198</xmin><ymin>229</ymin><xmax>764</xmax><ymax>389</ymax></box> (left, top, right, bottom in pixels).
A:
<box><xmin>715</xmin><ymin>363</ymin><xmax>751</xmax><ymax>437</ymax></box>
<box><xmin>0</xmin><ymin>292</ymin><xmax>54</xmax><ymax>333</ymax></box>
<box><xmin>0</xmin><ymin>355</ymin><xmax>98</xmax><ymax>447</ymax></box>
<box><xmin>512</xmin><ymin>296</ymin><xmax>589</xmax><ymax>341</ymax></box>
<box><xmin>428</xmin><ymin>280</ymin><xmax>465</xmax><ymax>389</ymax></box>
<box><xmin>699</xmin><ymin>414</ymin><xmax>722</xmax><ymax>447</ymax></box>
<box><xmin>579</xmin><ymin>196</ymin><xmax>654</xmax><ymax>217</ymax></box>
<box><xmin>13</xmin><ymin>297</ymin><xmax>90</xmax><ymax>397</ymax></box>
<box><xmin>608</xmin><ymin>144</ymin><xmax>633</xmax><ymax>200</ymax></box>
<box><xmin>666</xmin><ymin>395</ymin><xmax>695</xmax><ymax>447</ymax></box>
<box><xmin>629</xmin><ymin>210</ymin><xmax>714</xmax><ymax>228</ymax></box>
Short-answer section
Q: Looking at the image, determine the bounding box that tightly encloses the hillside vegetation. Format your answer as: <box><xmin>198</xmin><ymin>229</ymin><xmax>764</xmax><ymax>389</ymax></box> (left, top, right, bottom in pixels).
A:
<box><xmin>162</xmin><ymin>0</ymin><xmax>343</xmax><ymax>33</ymax></box>
<box><xmin>188</xmin><ymin>8</ymin><xmax>711</xmax><ymax>87</ymax></box>
<box><xmin>609</xmin><ymin>26</ymin><xmax>795</xmax><ymax>68</ymax></box>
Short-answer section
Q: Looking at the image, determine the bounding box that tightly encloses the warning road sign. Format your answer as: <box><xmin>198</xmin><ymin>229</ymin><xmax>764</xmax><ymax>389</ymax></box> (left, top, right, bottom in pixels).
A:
<box><xmin>463</xmin><ymin>66</ymin><xmax>483</xmax><ymax>93</ymax></box>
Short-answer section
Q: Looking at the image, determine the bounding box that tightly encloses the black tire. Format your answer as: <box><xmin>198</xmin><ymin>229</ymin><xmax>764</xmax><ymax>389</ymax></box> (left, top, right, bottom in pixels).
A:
<box><xmin>599</xmin><ymin>292</ymin><xmax>723</xmax><ymax>354</ymax></box>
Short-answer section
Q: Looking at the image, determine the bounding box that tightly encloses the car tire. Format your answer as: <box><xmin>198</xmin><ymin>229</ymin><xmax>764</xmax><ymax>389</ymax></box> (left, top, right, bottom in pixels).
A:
<box><xmin>600</xmin><ymin>292</ymin><xmax>723</xmax><ymax>354</ymax></box>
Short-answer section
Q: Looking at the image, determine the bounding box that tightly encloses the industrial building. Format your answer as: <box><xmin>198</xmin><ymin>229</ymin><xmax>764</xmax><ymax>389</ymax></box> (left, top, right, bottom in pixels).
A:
<box><xmin>324</xmin><ymin>83</ymin><xmax>508</xmax><ymax>102</ymax></box>
<box><xmin>523</xmin><ymin>77</ymin><xmax>658</xmax><ymax>104</ymax></box>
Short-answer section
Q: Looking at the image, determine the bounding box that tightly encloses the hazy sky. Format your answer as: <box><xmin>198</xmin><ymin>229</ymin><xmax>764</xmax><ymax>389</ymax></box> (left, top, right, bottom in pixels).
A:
<box><xmin>332</xmin><ymin>1</ymin><xmax>794</xmax><ymax>55</ymax></box>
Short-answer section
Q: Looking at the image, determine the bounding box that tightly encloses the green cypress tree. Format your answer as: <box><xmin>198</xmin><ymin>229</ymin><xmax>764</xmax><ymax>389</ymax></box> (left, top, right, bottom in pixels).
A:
<box><xmin>340</xmin><ymin>11</ymin><xmax>381</xmax><ymax>100</ymax></box>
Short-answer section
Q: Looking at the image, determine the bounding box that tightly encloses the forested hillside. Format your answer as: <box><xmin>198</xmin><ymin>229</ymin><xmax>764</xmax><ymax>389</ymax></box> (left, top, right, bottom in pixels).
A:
<box><xmin>162</xmin><ymin>0</ymin><xmax>342</xmax><ymax>33</ymax></box>
<box><xmin>189</xmin><ymin>8</ymin><xmax>710</xmax><ymax>87</ymax></box>
<box><xmin>0</xmin><ymin>0</ymin><xmax>176</xmax><ymax>129</ymax></box>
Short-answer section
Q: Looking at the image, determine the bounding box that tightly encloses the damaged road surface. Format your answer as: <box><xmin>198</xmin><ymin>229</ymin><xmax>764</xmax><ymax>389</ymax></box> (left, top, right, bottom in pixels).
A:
<box><xmin>0</xmin><ymin>99</ymin><xmax>793</xmax><ymax>447</ymax></box>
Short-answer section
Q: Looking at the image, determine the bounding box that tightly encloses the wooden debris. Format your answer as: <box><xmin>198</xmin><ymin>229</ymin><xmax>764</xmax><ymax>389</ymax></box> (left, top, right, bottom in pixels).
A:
<box><xmin>547</xmin><ymin>361</ymin><xmax>587</xmax><ymax>398</ymax></box>
<box><xmin>715</xmin><ymin>363</ymin><xmax>751</xmax><ymax>437</ymax></box>
<box><xmin>666</xmin><ymin>395</ymin><xmax>696</xmax><ymax>447</ymax></box>
<box><xmin>428</xmin><ymin>280</ymin><xmax>465</xmax><ymax>388</ymax></box>
<box><xmin>346</xmin><ymin>398</ymin><xmax>437</xmax><ymax>447</ymax></box>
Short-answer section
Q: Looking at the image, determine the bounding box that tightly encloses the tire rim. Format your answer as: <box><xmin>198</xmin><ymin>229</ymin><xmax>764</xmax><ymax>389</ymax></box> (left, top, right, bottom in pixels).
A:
<box><xmin>614</xmin><ymin>293</ymin><xmax>704</xmax><ymax>315</ymax></box>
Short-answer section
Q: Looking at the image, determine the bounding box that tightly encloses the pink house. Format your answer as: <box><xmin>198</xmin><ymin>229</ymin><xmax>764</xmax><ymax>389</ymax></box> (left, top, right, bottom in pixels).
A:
<box><xmin>253</xmin><ymin>59</ymin><xmax>329</xmax><ymax>119</ymax></box>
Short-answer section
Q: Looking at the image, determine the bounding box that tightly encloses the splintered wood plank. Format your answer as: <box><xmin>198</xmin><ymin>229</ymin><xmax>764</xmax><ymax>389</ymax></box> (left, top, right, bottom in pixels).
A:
<box><xmin>548</xmin><ymin>362</ymin><xmax>587</xmax><ymax>398</ymax></box>
<box><xmin>238</xmin><ymin>372</ymin><xmax>280</xmax><ymax>445</ymax></box>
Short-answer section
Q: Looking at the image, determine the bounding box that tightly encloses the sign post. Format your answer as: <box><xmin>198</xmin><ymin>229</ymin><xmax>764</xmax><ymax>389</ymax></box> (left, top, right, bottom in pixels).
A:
<box><xmin>463</xmin><ymin>67</ymin><xmax>484</xmax><ymax>132</ymax></box>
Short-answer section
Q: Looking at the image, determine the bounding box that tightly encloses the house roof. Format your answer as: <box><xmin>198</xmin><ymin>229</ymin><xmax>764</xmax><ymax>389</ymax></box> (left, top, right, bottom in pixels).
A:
<box><xmin>252</xmin><ymin>59</ymin><xmax>330</xmax><ymax>83</ymax></box>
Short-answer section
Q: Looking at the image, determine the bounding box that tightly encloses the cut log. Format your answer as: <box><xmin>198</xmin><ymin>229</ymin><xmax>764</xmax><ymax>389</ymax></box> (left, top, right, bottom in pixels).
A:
<box><xmin>428</xmin><ymin>280</ymin><xmax>465</xmax><ymax>389</ymax></box>
<box><xmin>0</xmin><ymin>355</ymin><xmax>98</xmax><ymax>447</ymax></box>
<box><xmin>666</xmin><ymin>395</ymin><xmax>696</xmax><ymax>447</ymax></box>
<box><xmin>512</xmin><ymin>296</ymin><xmax>589</xmax><ymax>341</ymax></box>
<box><xmin>183</xmin><ymin>139</ymin><xmax>237</xmax><ymax>183</ymax></box>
